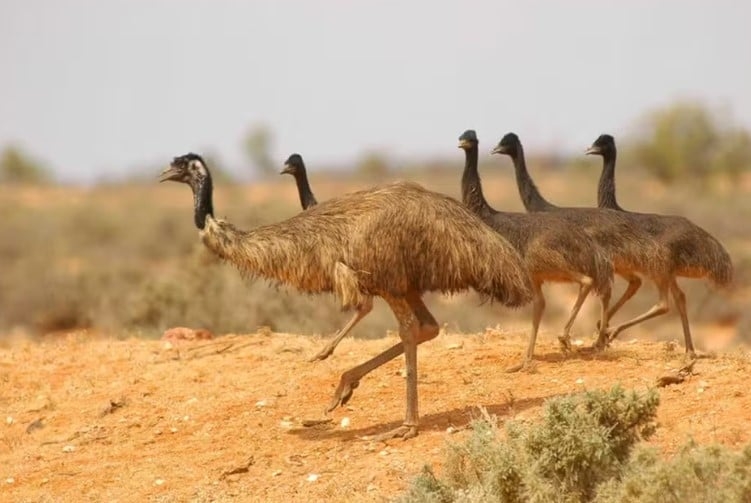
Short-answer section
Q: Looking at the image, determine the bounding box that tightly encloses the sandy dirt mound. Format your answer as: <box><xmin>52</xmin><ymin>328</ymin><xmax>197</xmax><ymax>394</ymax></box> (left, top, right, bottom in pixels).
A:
<box><xmin>1</xmin><ymin>330</ymin><xmax>749</xmax><ymax>502</ymax></box>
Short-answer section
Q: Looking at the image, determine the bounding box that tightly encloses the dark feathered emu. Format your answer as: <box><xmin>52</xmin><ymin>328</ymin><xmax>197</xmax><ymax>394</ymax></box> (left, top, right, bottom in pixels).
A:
<box><xmin>281</xmin><ymin>153</ymin><xmax>374</xmax><ymax>362</ymax></box>
<box><xmin>585</xmin><ymin>134</ymin><xmax>733</xmax><ymax>355</ymax></box>
<box><xmin>161</xmin><ymin>153</ymin><xmax>532</xmax><ymax>440</ymax></box>
<box><xmin>492</xmin><ymin>133</ymin><xmax>692</xmax><ymax>354</ymax></box>
<box><xmin>458</xmin><ymin>130</ymin><xmax>613</xmax><ymax>371</ymax></box>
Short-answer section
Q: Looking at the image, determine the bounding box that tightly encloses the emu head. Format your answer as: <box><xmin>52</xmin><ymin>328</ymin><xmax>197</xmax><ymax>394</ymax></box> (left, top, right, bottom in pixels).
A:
<box><xmin>160</xmin><ymin>153</ymin><xmax>210</xmax><ymax>192</ymax></box>
<box><xmin>491</xmin><ymin>132</ymin><xmax>520</xmax><ymax>156</ymax></box>
<box><xmin>458</xmin><ymin>130</ymin><xmax>478</xmax><ymax>150</ymax></box>
<box><xmin>281</xmin><ymin>153</ymin><xmax>305</xmax><ymax>176</ymax></box>
<box><xmin>585</xmin><ymin>134</ymin><xmax>616</xmax><ymax>157</ymax></box>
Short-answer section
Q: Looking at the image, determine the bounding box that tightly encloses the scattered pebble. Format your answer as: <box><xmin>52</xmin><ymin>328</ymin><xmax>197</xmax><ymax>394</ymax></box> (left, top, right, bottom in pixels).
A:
<box><xmin>154</xmin><ymin>478</ymin><xmax>165</xmax><ymax>486</ymax></box>
<box><xmin>6</xmin><ymin>416</ymin><xmax>13</xmax><ymax>425</ymax></box>
<box><xmin>572</xmin><ymin>339</ymin><xmax>584</xmax><ymax>347</ymax></box>
<box><xmin>271</xmin><ymin>470</ymin><xmax>282</xmax><ymax>477</ymax></box>
<box><xmin>699</xmin><ymin>380</ymin><xmax>709</xmax><ymax>388</ymax></box>
<box><xmin>255</xmin><ymin>400</ymin><xmax>268</xmax><ymax>408</ymax></box>
<box><xmin>162</xmin><ymin>341</ymin><xmax>174</xmax><ymax>351</ymax></box>
<box><xmin>182</xmin><ymin>415</ymin><xmax>190</xmax><ymax>422</ymax></box>
<box><xmin>62</xmin><ymin>445</ymin><xmax>75</xmax><ymax>453</ymax></box>
<box><xmin>575</xmin><ymin>378</ymin><xmax>585</xmax><ymax>385</ymax></box>
<box><xmin>340</xmin><ymin>417</ymin><xmax>351</xmax><ymax>428</ymax></box>
<box><xmin>446</xmin><ymin>426</ymin><xmax>458</xmax><ymax>434</ymax></box>
<box><xmin>5</xmin><ymin>477</ymin><xmax>14</xmax><ymax>484</ymax></box>
<box><xmin>162</xmin><ymin>327</ymin><xmax>214</xmax><ymax>342</ymax></box>
<box><xmin>279</xmin><ymin>420</ymin><xmax>294</xmax><ymax>429</ymax></box>
<box><xmin>169</xmin><ymin>427</ymin><xmax>178</xmax><ymax>433</ymax></box>
<box><xmin>446</xmin><ymin>342</ymin><xmax>463</xmax><ymax>350</ymax></box>
<box><xmin>306</xmin><ymin>473</ymin><xmax>319</xmax><ymax>482</ymax></box>
<box><xmin>379</xmin><ymin>449</ymin><xmax>389</xmax><ymax>457</ymax></box>
<box><xmin>186</xmin><ymin>397</ymin><xmax>199</xmax><ymax>405</ymax></box>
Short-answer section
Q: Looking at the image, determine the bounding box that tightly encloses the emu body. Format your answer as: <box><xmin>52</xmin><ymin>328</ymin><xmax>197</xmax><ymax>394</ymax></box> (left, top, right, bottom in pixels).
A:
<box><xmin>586</xmin><ymin>134</ymin><xmax>733</xmax><ymax>354</ymax></box>
<box><xmin>281</xmin><ymin>153</ymin><xmax>373</xmax><ymax>362</ymax></box>
<box><xmin>459</xmin><ymin>130</ymin><xmax>613</xmax><ymax>370</ymax></box>
<box><xmin>162</xmin><ymin>153</ymin><xmax>532</xmax><ymax>440</ymax></box>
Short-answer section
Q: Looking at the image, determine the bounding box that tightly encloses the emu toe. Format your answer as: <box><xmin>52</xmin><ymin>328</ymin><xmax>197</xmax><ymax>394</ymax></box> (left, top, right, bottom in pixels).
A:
<box><xmin>368</xmin><ymin>424</ymin><xmax>418</xmax><ymax>442</ymax></box>
<box><xmin>558</xmin><ymin>335</ymin><xmax>573</xmax><ymax>353</ymax></box>
<box><xmin>308</xmin><ymin>343</ymin><xmax>336</xmax><ymax>362</ymax></box>
<box><xmin>326</xmin><ymin>378</ymin><xmax>359</xmax><ymax>412</ymax></box>
<box><xmin>505</xmin><ymin>360</ymin><xmax>529</xmax><ymax>373</ymax></box>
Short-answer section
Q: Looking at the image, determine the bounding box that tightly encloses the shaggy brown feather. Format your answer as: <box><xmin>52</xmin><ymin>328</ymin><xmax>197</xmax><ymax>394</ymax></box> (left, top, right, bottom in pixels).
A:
<box><xmin>459</xmin><ymin>130</ymin><xmax>613</xmax><ymax>368</ymax></box>
<box><xmin>162</xmin><ymin>153</ymin><xmax>533</xmax><ymax>439</ymax></box>
<box><xmin>590</xmin><ymin>134</ymin><xmax>733</xmax><ymax>287</ymax></box>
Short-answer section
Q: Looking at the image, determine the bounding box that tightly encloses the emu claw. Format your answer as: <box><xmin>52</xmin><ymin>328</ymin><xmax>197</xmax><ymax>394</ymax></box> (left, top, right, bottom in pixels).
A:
<box><xmin>366</xmin><ymin>424</ymin><xmax>418</xmax><ymax>442</ymax></box>
<box><xmin>327</xmin><ymin>378</ymin><xmax>359</xmax><ymax>412</ymax></box>
<box><xmin>308</xmin><ymin>344</ymin><xmax>335</xmax><ymax>362</ymax></box>
<box><xmin>558</xmin><ymin>336</ymin><xmax>572</xmax><ymax>353</ymax></box>
<box><xmin>505</xmin><ymin>360</ymin><xmax>529</xmax><ymax>373</ymax></box>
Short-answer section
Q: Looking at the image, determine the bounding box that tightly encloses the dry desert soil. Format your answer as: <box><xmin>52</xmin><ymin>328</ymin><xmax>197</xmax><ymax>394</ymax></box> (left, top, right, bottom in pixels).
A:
<box><xmin>1</xmin><ymin>329</ymin><xmax>750</xmax><ymax>502</ymax></box>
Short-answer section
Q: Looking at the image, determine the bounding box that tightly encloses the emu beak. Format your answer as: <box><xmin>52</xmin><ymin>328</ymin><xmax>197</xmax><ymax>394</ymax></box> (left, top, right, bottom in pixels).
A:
<box><xmin>585</xmin><ymin>146</ymin><xmax>600</xmax><ymax>155</ymax></box>
<box><xmin>280</xmin><ymin>164</ymin><xmax>293</xmax><ymax>175</ymax></box>
<box><xmin>458</xmin><ymin>139</ymin><xmax>471</xmax><ymax>149</ymax></box>
<box><xmin>490</xmin><ymin>146</ymin><xmax>505</xmax><ymax>155</ymax></box>
<box><xmin>159</xmin><ymin>166</ymin><xmax>180</xmax><ymax>183</ymax></box>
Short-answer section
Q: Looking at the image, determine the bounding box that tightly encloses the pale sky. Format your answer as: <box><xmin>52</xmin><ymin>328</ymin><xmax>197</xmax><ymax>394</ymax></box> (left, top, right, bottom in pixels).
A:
<box><xmin>1</xmin><ymin>0</ymin><xmax>749</xmax><ymax>182</ymax></box>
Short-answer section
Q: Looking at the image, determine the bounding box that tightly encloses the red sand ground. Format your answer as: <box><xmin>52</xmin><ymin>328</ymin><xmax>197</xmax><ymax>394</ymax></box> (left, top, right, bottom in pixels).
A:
<box><xmin>1</xmin><ymin>329</ymin><xmax>749</xmax><ymax>502</ymax></box>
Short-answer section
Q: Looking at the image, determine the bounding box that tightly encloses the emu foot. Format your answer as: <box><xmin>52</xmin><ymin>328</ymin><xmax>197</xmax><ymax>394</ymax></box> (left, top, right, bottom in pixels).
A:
<box><xmin>558</xmin><ymin>335</ymin><xmax>572</xmax><ymax>353</ymax></box>
<box><xmin>308</xmin><ymin>342</ymin><xmax>337</xmax><ymax>362</ymax></box>
<box><xmin>367</xmin><ymin>424</ymin><xmax>418</xmax><ymax>442</ymax></box>
<box><xmin>505</xmin><ymin>359</ymin><xmax>534</xmax><ymax>373</ymax></box>
<box><xmin>326</xmin><ymin>377</ymin><xmax>360</xmax><ymax>413</ymax></box>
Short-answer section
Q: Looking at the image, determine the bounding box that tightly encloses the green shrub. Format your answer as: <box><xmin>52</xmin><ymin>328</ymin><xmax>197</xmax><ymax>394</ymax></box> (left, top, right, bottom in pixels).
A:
<box><xmin>400</xmin><ymin>386</ymin><xmax>659</xmax><ymax>503</ymax></box>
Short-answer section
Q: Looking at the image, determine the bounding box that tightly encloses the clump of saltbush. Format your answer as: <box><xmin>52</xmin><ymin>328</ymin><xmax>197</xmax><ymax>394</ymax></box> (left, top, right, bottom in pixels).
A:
<box><xmin>399</xmin><ymin>385</ymin><xmax>751</xmax><ymax>503</ymax></box>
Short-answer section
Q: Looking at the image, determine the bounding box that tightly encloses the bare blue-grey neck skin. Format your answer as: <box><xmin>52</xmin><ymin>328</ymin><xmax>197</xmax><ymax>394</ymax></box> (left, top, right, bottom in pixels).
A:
<box><xmin>494</xmin><ymin>133</ymin><xmax>557</xmax><ymax>212</ymax></box>
<box><xmin>161</xmin><ymin>153</ymin><xmax>215</xmax><ymax>230</ymax></box>
<box><xmin>459</xmin><ymin>130</ymin><xmax>491</xmax><ymax>215</ymax></box>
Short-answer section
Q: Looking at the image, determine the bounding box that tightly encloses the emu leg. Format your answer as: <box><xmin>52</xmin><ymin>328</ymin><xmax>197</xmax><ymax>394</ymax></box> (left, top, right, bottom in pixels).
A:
<box><xmin>597</xmin><ymin>274</ymin><xmax>642</xmax><ymax>329</ymax></box>
<box><xmin>309</xmin><ymin>297</ymin><xmax>374</xmax><ymax>362</ymax></box>
<box><xmin>670</xmin><ymin>279</ymin><xmax>696</xmax><ymax>358</ymax></box>
<box><xmin>599</xmin><ymin>280</ymin><xmax>669</xmax><ymax>347</ymax></box>
<box><xmin>507</xmin><ymin>282</ymin><xmax>544</xmax><ymax>373</ymax></box>
<box><xmin>558</xmin><ymin>277</ymin><xmax>594</xmax><ymax>351</ymax></box>
<box><xmin>326</xmin><ymin>293</ymin><xmax>438</xmax><ymax>414</ymax></box>
<box><xmin>592</xmin><ymin>286</ymin><xmax>612</xmax><ymax>348</ymax></box>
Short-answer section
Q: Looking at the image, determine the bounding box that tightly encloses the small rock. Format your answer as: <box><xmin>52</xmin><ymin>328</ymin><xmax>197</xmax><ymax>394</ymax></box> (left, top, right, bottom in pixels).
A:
<box><xmin>367</xmin><ymin>483</ymin><xmax>377</xmax><ymax>492</ymax></box>
<box><xmin>571</xmin><ymin>339</ymin><xmax>584</xmax><ymax>347</ymax></box>
<box><xmin>41</xmin><ymin>478</ymin><xmax>49</xmax><ymax>485</ymax></box>
<box><xmin>6</xmin><ymin>416</ymin><xmax>13</xmax><ymax>425</ymax></box>
<box><xmin>62</xmin><ymin>445</ymin><xmax>75</xmax><ymax>453</ymax></box>
<box><xmin>169</xmin><ymin>427</ymin><xmax>178</xmax><ymax>433</ymax></box>
<box><xmin>279</xmin><ymin>420</ymin><xmax>294</xmax><ymax>429</ymax></box>
<box><xmin>182</xmin><ymin>415</ymin><xmax>190</xmax><ymax>422</ymax></box>
<box><xmin>698</xmin><ymin>380</ymin><xmax>709</xmax><ymax>388</ymax></box>
<box><xmin>446</xmin><ymin>342</ymin><xmax>463</xmax><ymax>350</ymax></box>
<box><xmin>446</xmin><ymin>426</ymin><xmax>457</xmax><ymax>434</ymax></box>
<box><xmin>379</xmin><ymin>449</ymin><xmax>389</xmax><ymax>456</ymax></box>
<box><xmin>5</xmin><ymin>477</ymin><xmax>14</xmax><ymax>484</ymax></box>
<box><xmin>255</xmin><ymin>400</ymin><xmax>268</xmax><ymax>408</ymax></box>
<box><xmin>340</xmin><ymin>417</ymin><xmax>351</xmax><ymax>428</ymax></box>
<box><xmin>162</xmin><ymin>327</ymin><xmax>215</xmax><ymax>342</ymax></box>
<box><xmin>575</xmin><ymin>378</ymin><xmax>584</xmax><ymax>385</ymax></box>
<box><xmin>271</xmin><ymin>470</ymin><xmax>282</xmax><ymax>477</ymax></box>
<box><xmin>162</xmin><ymin>341</ymin><xmax>174</xmax><ymax>351</ymax></box>
<box><xmin>186</xmin><ymin>397</ymin><xmax>199</xmax><ymax>405</ymax></box>
<box><xmin>306</xmin><ymin>473</ymin><xmax>319</xmax><ymax>482</ymax></box>
<box><xmin>154</xmin><ymin>478</ymin><xmax>165</xmax><ymax>486</ymax></box>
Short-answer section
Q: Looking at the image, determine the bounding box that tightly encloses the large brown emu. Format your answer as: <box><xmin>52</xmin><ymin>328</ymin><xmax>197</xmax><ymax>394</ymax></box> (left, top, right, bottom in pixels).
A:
<box><xmin>161</xmin><ymin>153</ymin><xmax>532</xmax><ymax>440</ymax></box>
<box><xmin>458</xmin><ymin>130</ymin><xmax>613</xmax><ymax>371</ymax></box>
<box><xmin>585</xmin><ymin>133</ymin><xmax>733</xmax><ymax>355</ymax></box>
<box><xmin>491</xmin><ymin>133</ymin><xmax>686</xmax><ymax>354</ymax></box>
<box><xmin>281</xmin><ymin>153</ymin><xmax>374</xmax><ymax>362</ymax></box>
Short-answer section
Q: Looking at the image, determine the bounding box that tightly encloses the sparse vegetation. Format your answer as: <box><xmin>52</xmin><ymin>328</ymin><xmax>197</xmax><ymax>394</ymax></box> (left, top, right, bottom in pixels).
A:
<box><xmin>629</xmin><ymin>100</ymin><xmax>751</xmax><ymax>183</ymax></box>
<box><xmin>399</xmin><ymin>386</ymin><xmax>751</xmax><ymax>503</ymax></box>
<box><xmin>0</xmin><ymin>145</ymin><xmax>51</xmax><ymax>185</ymax></box>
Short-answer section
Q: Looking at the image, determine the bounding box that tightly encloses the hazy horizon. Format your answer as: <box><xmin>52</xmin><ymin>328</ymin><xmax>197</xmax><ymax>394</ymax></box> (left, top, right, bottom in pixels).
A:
<box><xmin>1</xmin><ymin>0</ymin><xmax>750</xmax><ymax>183</ymax></box>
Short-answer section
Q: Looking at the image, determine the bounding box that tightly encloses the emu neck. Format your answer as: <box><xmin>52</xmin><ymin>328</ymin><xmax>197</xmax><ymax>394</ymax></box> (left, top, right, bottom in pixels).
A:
<box><xmin>461</xmin><ymin>145</ymin><xmax>492</xmax><ymax>215</ymax></box>
<box><xmin>596</xmin><ymin>151</ymin><xmax>624</xmax><ymax>211</ymax></box>
<box><xmin>509</xmin><ymin>146</ymin><xmax>556</xmax><ymax>212</ymax></box>
<box><xmin>193</xmin><ymin>176</ymin><xmax>214</xmax><ymax>230</ymax></box>
<box><xmin>294</xmin><ymin>171</ymin><xmax>318</xmax><ymax>210</ymax></box>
